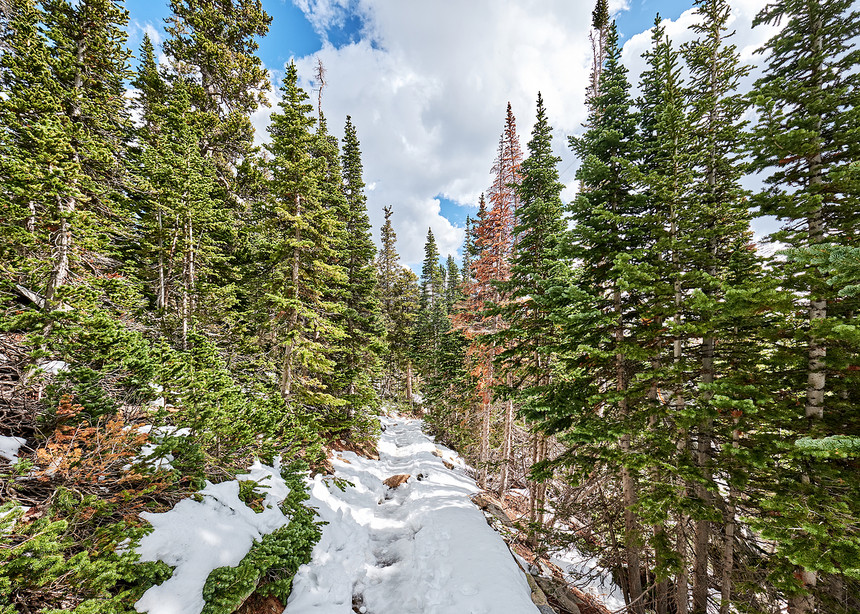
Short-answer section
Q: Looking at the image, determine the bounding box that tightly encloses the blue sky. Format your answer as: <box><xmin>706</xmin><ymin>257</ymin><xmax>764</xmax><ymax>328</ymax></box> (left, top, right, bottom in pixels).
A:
<box><xmin>124</xmin><ymin>0</ymin><xmax>776</xmax><ymax>265</ymax></box>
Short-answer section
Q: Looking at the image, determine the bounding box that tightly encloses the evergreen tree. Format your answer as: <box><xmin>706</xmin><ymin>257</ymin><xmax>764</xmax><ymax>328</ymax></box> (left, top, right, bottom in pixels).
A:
<box><xmin>567</xmin><ymin>22</ymin><xmax>648</xmax><ymax>610</ymax></box>
<box><xmin>376</xmin><ymin>205</ymin><xmax>418</xmax><ymax>400</ymax></box>
<box><xmin>0</xmin><ymin>0</ymin><xmax>132</xmax><ymax>308</ymax></box>
<box><xmin>263</xmin><ymin>62</ymin><xmax>346</xmax><ymax>411</ymax></box>
<box><xmin>337</xmin><ymin>116</ymin><xmax>384</xmax><ymax>421</ymax></box>
<box><xmin>136</xmin><ymin>81</ymin><xmax>220</xmax><ymax>348</ymax></box>
<box><xmin>414</xmin><ymin>228</ymin><xmax>447</xmax><ymax>381</ymax></box>
<box><xmin>497</xmin><ymin>92</ymin><xmax>568</xmax><ymax>532</ymax></box>
<box><xmin>748</xmin><ymin>0</ymin><xmax>860</xmax><ymax>608</ymax></box>
<box><xmin>0</xmin><ymin>0</ymin><xmax>81</xmax><ymax>303</ymax></box>
<box><xmin>681</xmin><ymin>2</ymin><xmax>755</xmax><ymax>609</ymax></box>
<box><xmin>163</xmin><ymin>0</ymin><xmax>271</xmax><ymax>173</ymax></box>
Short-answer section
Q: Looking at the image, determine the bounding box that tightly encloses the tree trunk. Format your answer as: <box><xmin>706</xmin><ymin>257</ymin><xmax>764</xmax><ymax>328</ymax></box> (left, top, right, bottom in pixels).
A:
<box><xmin>405</xmin><ymin>360</ymin><xmax>413</xmax><ymax>405</ymax></box>
<box><xmin>45</xmin><ymin>196</ymin><xmax>72</xmax><ymax>306</ymax></box>
<box><xmin>692</xmin><ymin>338</ymin><xmax>714</xmax><ymax>614</ymax></box>
<box><xmin>157</xmin><ymin>205</ymin><xmax>167</xmax><ymax>312</ymax></box>
<box><xmin>655</xmin><ymin>523</ymin><xmax>669</xmax><ymax>614</ymax></box>
<box><xmin>499</xmin><ymin>370</ymin><xmax>514</xmax><ymax>495</ymax></box>
<box><xmin>479</xmin><ymin>351</ymin><xmax>492</xmax><ymax>489</ymax></box>
<box><xmin>788</xmin><ymin>571</ymin><xmax>817</xmax><ymax>614</ymax></box>
<box><xmin>806</xmin><ymin>210</ymin><xmax>825</xmax><ymax>420</ymax></box>
<box><xmin>676</xmin><ymin>432</ymin><xmax>690</xmax><ymax>614</ymax></box>
<box><xmin>720</xmin><ymin>424</ymin><xmax>739</xmax><ymax>614</ymax></box>
<box><xmin>280</xmin><ymin>194</ymin><xmax>303</xmax><ymax>400</ymax></box>
<box><xmin>614</xmin><ymin>285</ymin><xmax>644</xmax><ymax>613</ymax></box>
<box><xmin>621</xmin><ymin>434</ymin><xmax>644</xmax><ymax>614</ymax></box>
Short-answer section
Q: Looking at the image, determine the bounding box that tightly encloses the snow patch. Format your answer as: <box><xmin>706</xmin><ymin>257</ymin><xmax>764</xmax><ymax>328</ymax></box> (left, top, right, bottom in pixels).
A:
<box><xmin>286</xmin><ymin>416</ymin><xmax>539</xmax><ymax>614</ymax></box>
<box><xmin>0</xmin><ymin>436</ymin><xmax>26</xmax><ymax>464</ymax></box>
<box><xmin>550</xmin><ymin>547</ymin><xmax>626</xmax><ymax>611</ymax></box>
<box><xmin>134</xmin><ymin>461</ymin><xmax>291</xmax><ymax>614</ymax></box>
<box><xmin>40</xmin><ymin>360</ymin><xmax>68</xmax><ymax>375</ymax></box>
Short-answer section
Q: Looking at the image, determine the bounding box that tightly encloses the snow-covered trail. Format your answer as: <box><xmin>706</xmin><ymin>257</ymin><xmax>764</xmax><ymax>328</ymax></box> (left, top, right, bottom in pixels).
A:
<box><xmin>285</xmin><ymin>416</ymin><xmax>540</xmax><ymax>614</ymax></box>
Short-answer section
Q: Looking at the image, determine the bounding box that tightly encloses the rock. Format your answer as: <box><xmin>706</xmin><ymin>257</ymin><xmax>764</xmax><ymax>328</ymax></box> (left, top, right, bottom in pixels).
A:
<box><xmin>535</xmin><ymin>576</ymin><xmax>582</xmax><ymax>614</ymax></box>
<box><xmin>443</xmin><ymin>460</ymin><xmax>455</xmax><ymax>470</ymax></box>
<box><xmin>431</xmin><ymin>449</ymin><xmax>443</xmax><ymax>458</ymax></box>
<box><xmin>537</xmin><ymin>607</ymin><xmax>557</xmax><ymax>614</ymax></box>
<box><xmin>470</xmin><ymin>492</ymin><xmax>515</xmax><ymax>527</ymax></box>
<box><xmin>382</xmin><ymin>474</ymin><xmax>410</xmax><ymax>488</ymax></box>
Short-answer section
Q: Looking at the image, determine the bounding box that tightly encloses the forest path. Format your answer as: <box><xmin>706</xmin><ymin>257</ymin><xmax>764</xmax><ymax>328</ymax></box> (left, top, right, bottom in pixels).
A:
<box><xmin>284</xmin><ymin>415</ymin><xmax>540</xmax><ymax>614</ymax></box>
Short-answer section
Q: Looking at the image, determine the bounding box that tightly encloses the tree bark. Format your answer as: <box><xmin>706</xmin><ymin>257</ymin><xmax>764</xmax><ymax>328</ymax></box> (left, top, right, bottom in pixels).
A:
<box><xmin>720</xmin><ymin>423</ymin><xmax>739</xmax><ymax>614</ymax></box>
<box><xmin>280</xmin><ymin>194</ymin><xmax>302</xmax><ymax>400</ymax></box>
<box><xmin>499</xmin><ymin>370</ymin><xmax>514</xmax><ymax>494</ymax></box>
<box><xmin>479</xmin><ymin>351</ymin><xmax>492</xmax><ymax>489</ymax></box>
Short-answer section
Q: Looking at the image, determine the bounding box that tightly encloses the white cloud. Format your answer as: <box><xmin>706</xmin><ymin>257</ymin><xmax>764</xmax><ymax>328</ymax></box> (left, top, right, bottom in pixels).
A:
<box><xmin>620</xmin><ymin>0</ymin><xmax>780</xmax><ymax>99</ymax></box>
<box><xmin>284</xmin><ymin>0</ymin><xmax>606</xmax><ymax>265</ymax></box>
<box><xmin>269</xmin><ymin>0</ymin><xmax>785</xmax><ymax>266</ymax></box>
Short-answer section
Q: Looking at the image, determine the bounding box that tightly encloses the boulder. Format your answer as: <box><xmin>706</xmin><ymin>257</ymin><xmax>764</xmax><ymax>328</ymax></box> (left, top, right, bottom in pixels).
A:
<box><xmin>382</xmin><ymin>474</ymin><xmax>410</xmax><ymax>488</ymax></box>
<box><xmin>535</xmin><ymin>576</ymin><xmax>582</xmax><ymax>614</ymax></box>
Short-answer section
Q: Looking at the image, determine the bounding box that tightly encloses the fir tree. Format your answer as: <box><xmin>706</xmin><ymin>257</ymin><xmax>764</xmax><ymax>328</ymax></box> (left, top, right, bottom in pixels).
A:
<box><xmin>136</xmin><ymin>81</ymin><xmax>220</xmax><ymax>348</ymax></box>
<box><xmin>337</xmin><ymin>116</ymin><xmax>384</xmax><ymax>421</ymax></box>
<box><xmin>376</xmin><ymin>205</ymin><xmax>418</xmax><ymax>400</ymax></box>
<box><xmin>748</xmin><ymin>0</ymin><xmax>860</xmax><ymax>608</ymax></box>
<box><xmin>414</xmin><ymin>228</ymin><xmax>447</xmax><ymax>382</ymax></box>
<box><xmin>0</xmin><ymin>0</ymin><xmax>81</xmax><ymax>303</ymax></box>
<box><xmin>264</xmin><ymin>62</ymin><xmax>345</xmax><ymax>411</ymax></box>
<box><xmin>681</xmin><ymin>2</ymin><xmax>755</xmax><ymax>609</ymax></box>
<box><xmin>163</xmin><ymin>0</ymin><xmax>271</xmax><ymax>172</ymax></box>
<box><xmin>497</xmin><ymin>92</ymin><xmax>568</xmax><ymax>532</ymax></box>
<box><xmin>567</xmin><ymin>22</ymin><xmax>648</xmax><ymax>610</ymax></box>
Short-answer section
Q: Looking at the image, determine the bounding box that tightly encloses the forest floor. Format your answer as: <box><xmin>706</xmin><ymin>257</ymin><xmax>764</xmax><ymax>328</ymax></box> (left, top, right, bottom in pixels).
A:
<box><xmin>284</xmin><ymin>415</ymin><xmax>540</xmax><ymax>614</ymax></box>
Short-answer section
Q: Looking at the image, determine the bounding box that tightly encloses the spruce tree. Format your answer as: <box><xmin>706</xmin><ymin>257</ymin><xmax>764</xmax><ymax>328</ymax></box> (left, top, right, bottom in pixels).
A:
<box><xmin>414</xmin><ymin>228</ymin><xmax>447</xmax><ymax>382</ymax></box>
<box><xmin>567</xmin><ymin>22</ymin><xmax>648</xmax><ymax>611</ymax></box>
<box><xmin>263</xmin><ymin>62</ymin><xmax>345</xmax><ymax>411</ymax></box>
<box><xmin>682</xmin><ymin>2</ymin><xmax>756</xmax><ymax>609</ymax></box>
<box><xmin>163</xmin><ymin>0</ymin><xmax>271</xmax><ymax>173</ymax></box>
<box><xmin>748</xmin><ymin>0</ymin><xmax>860</xmax><ymax>608</ymax></box>
<box><xmin>0</xmin><ymin>0</ymin><xmax>81</xmax><ymax>303</ymax></box>
<box><xmin>136</xmin><ymin>81</ymin><xmax>220</xmax><ymax>348</ymax></box>
<box><xmin>337</xmin><ymin>116</ymin><xmax>384</xmax><ymax>421</ymax></box>
<box><xmin>497</xmin><ymin>92</ymin><xmax>568</xmax><ymax>533</ymax></box>
<box><xmin>376</xmin><ymin>206</ymin><xmax>418</xmax><ymax>400</ymax></box>
<box><xmin>0</xmin><ymin>0</ymin><xmax>132</xmax><ymax>308</ymax></box>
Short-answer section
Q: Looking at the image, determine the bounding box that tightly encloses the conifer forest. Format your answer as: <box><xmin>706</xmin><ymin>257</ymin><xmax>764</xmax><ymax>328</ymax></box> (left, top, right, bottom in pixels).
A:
<box><xmin>1</xmin><ymin>0</ymin><xmax>859</xmax><ymax>613</ymax></box>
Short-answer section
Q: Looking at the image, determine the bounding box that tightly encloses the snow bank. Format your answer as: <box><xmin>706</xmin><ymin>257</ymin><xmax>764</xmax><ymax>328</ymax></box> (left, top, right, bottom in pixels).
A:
<box><xmin>286</xmin><ymin>416</ymin><xmax>539</xmax><ymax>614</ymax></box>
<box><xmin>550</xmin><ymin>547</ymin><xmax>626</xmax><ymax>610</ymax></box>
<box><xmin>134</xmin><ymin>461</ymin><xmax>291</xmax><ymax>614</ymax></box>
<box><xmin>0</xmin><ymin>436</ymin><xmax>26</xmax><ymax>464</ymax></box>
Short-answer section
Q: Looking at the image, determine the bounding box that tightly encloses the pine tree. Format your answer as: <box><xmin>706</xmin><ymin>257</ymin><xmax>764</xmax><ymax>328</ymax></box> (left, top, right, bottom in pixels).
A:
<box><xmin>263</xmin><ymin>62</ymin><xmax>345</xmax><ymax>411</ymax></box>
<box><xmin>414</xmin><ymin>228</ymin><xmax>447</xmax><ymax>382</ymax></box>
<box><xmin>163</xmin><ymin>0</ymin><xmax>271</xmax><ymax>173</ymax></box>
<box><xmin>0</xmin><ymin>0</ymin><xmax>81</xmax><ymax>303</ymax></box>
<box><xmin>567</xmin><ymin>22</ymin><xmax>648</xmax><ymax>611</ymax></box>
<box><xmin>337</xmin><ymin>115</ymin><xmax>384</xmax><ymax>421</ymax></box>
<box><xmin>681</xmin><ymin>2</ymin><xmax>755</xmax><ymax>609</ymax></box>
<box><xmin>376</xmin><ymin>206</ymin><xmax>418</xmax><ymax>400</ymax></box>
<box><xmin>588</xmin><ymin>0</ymin><xmax>611</xmax><ymax>108</ymax></box>
<box><xmin>748</xmin><ymin>0</ymin><xmax>860</xmax><ymax>608</ymax></box>
<box><xmin>635</xmin><ymin>18</ymin><xmax>698</xmax><ymax>613</ymax></box>
<box><xmin>497</xmin><ymin>92</ymin><xmax>568</xmax><ymax>533</ymax></box>
<box><xmin>0</xmin><ymin>0</ymin><xmax>132</xmax><ymax>309</ymax></box>
<box><xmin>136</xmin><ymin>81</ymin><xmax>220</xmax><ymax>348</ymax></box>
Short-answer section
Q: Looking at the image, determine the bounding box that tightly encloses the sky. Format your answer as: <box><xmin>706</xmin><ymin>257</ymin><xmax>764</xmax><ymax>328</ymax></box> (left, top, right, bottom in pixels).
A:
<box><xmin>125</xmin><ymin>0</ymin><xmax>780</xmax><ymax>267</ymax></box>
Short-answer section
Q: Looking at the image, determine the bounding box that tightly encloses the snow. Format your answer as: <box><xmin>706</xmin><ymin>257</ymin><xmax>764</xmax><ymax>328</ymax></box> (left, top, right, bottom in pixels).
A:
<box><xmin>0</xmin><ymin>435</ymin><xmax>26</xmax><ymax>464</ymax></box>
<box><xmin>134</xmin><ymin>461</ymin><xmax>292</xmax><ymax>614</ymax></box>
<box><xmin>128</xmin><ymin>425</ymin><xmax>191</xmax><ymax>471</ymax></box>
<box><xmin>286</xmin><ymin>416</ymin><xmax>539</xmax><ymax>614</ymax></box>
<box><xmin>550</xmin><ymin>547</ymin><xmax>626</xmax><ymax>611</ymax></box>
<box><xmin>40</xmin><ymin>360</ymin><xmax>68</xmax><ymax>375</ymax></box>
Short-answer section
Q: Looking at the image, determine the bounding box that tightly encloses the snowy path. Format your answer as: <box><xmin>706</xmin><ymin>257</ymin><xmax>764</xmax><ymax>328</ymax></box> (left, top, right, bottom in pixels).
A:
<box><xmin>286</xmin><ymin>416</ymin><xmax>540</xmax><ymax>614</ymax></box>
